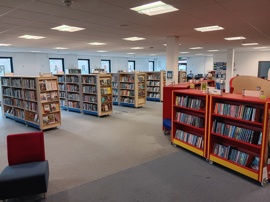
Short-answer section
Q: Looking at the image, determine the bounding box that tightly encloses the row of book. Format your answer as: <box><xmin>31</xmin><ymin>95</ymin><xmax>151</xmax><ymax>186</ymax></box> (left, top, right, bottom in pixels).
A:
<box><xmin>59</xmin><ymin>84</ymin><xmax>66</xmax><ymax>91</ymax></box>
<box><xmin>27</xmin><ymin>111</ymin><xmax>39</xmax><ymax>123</ymax></box>
<box><xmin>60</xmin><ymin>92</ymin><xmax>66</xmax><ymax>98</ymax></box>
<box><xmin>3</xmin><ymin>98</ymin><xmax>12</xmax><ymax>105</ymax></box>
<box><xmin>147</xmin><ymin>93</ymin><xmax>160</xmax><ymax>98</ymax></box>
<box><xmin>66</xmin><ymin>76</ymin><xmax>79</xmax><ymax>83</ymax></box>
<box><xmin>147</xmin><ymin>75</ymin><xmax>160</xmax><ymax>80</ymax></box>
<box><xmin>175</xmin><ymin>129</ymin><xmax>204</xmax><ymax>149</ymax></box>
<box><xmin>24</xmin><ymin>90</ymin><xmax>37</xmax><ymax>101</ymax></box>
<box><xmin>25</xmin><ymin>101</ymin><xmax>38</xmax><ymax>112</ymax></box>
<box><xmin>66</xmin><ymin>84</ymin><xmax>79</xmax><ymax>92</ymax></box>
<box><xmin>214</xmin><ymin>103</ymin><xmax>258</xmax><ymax>122</ymax></box>
<box><xmin>39</xmin><ymin>80</ymin><xmax>58</xmax><ymax>91</ymax></box>
<box><xmin>24</xmin><ymin>79</ymin><xmax>36</xmax><ymax>89</ymax></box>
<box><xmin>100</xmin><ymin>78</ymin><xmax>111</xmax><ymax>86</ymax></box>
<box><xmin>43</xmin><ymin>113</ymin><xmax>60</xmax><ymax>125</ymax></box>
<box><xmin>121</xmin><ymin>90</ymin><xmax>134</xmax><ymax>96</ymax></box>
<box><xmin>14</xmin><ymin>109</ymin><xmax>25</xmax><ymax>119</ymax></box>
<box><xmin>43</xmin><ymin>103</ymin><xmax>59</xmax><ymax>113</ymax></box>
<box><xmin>83</xmin><ymin>103</ymin><xmax>97</xmax><ymax>111</ymax></box>
<box><xmin>1</xmin><ymin>78</ymin><xmax>10</xmax><ymax>86</ymax></box>
<box><xmin>120</xmin><ymin>83</ymin><xmax>134</xmax><ymax>89</ymax></box>
<box><xmin>147</xmin><ymin>87</ymin><xmax>160</xmax><ymax>92</ymax></box>
<box><xmin>82</xmin><ymin>76</ymin><xmax>95</xmax><ymax>84</ymax></box>
<box><xmin>212</xmin><ymin>120</ymin><xmax>262</xmax><ymax>144</ymax></box>
<box><xmin>101</xmin><ymin>87</ymin><xmax>111</xmax><ymax>95</ymax></box>
<box><xmin>83</xmin><ymin>95</ymin><xmax>97</xmax><ymax>103</ymax></box>
<box><xmin>67</xmin><ymin>93</ymin><xmax>80</xmax><ymax>101</ymax></box>
<box><xmin>175</xmin><ymin>112</ymin><xmax>204</xmax><ymax>127</ymax></box>
<box><xmin>113</xmin><ymin>89</ymin><xmax>118</xmax><ymax>95</ymax></box>
<box><xmin>175</xmin><ymin>96</ymin><xmax>204</xmax><ymax>110</ymax></box>
<box><xmin>138</xmin><ymin>91</ymin><xmax>145</xmax><ymax>97</ymax></box>
<box><xmin>112</xmin><ymin>76</ymin><xmax>118</xmax><ymax>82</ymax></box>
<box><xmin>121</xmin><ymin>76</ymin><xmax>134</xmax><ymax>82</ymax></box>
<box><xmin>67</xmin><ymin>101</ymin><xmax>80</xmax><ymax>108</ymax></box>
<box><xmin>3</xmin><ymin>88</ymin><xmax>37</xmax><ymax>101</ymax></box>
<box><xmin>147</xmin><ymin>81</ymin><xmax>160</xmax><ymax>86</ymax></box>
<box><xmin>11</xmin><ymin>79</ymin><xmax>22</xmax><ymax>87</ymax></box>
<box><xmin>101</xmin><ymin>95</ymin><xmax>112</xmax><ymax>104</ymax></box>
<box><xmin>40</xmin><ymin>92</ymin><xmax>58</xmax><ymax>102</ymax></box>
<box><xmin>57</xmin><ymin>76</ymin><xmax>65</xmax><ymax>83</ymax></box>
<box><xmin>137</xmin><ymin>76</ymin><xmax>145</xmax><ymax>82</ymax></box>
<box><xmin>13</xmin><ymin>98</ymin><xmax>24</xmax><ymax>108</ymax></box>
<box><xmin>120</xmin><ymin>97</ymin><xmax>134</xmax><ymax>104</ymax></box>
<box><xmin>2</xmin><ymin>87</ymin><xmax>13</xmax><ymax>96</ymax></box>
<box><xmin>213</xmin><ymin>143</ymin><xmax>259</xmax><ymax>170</ymax></box>
<box><xmin>112</xmin><ymin>83</ymin><xmax>118</xmax><ymax>88</ymax></box>
<box><xmin>82</xmin><ymin>86</ymin><xmax>96</xmax><ymax>93</ymax></box>
<box><xmin>101</xmin><ymin>103</ymin><xmax>112</xmax><ymax>112</ymax></box>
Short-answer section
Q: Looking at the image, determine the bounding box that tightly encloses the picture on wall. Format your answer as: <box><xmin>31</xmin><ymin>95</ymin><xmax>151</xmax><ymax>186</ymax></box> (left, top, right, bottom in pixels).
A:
<box><xmin>128</xmin><ymin>61</ymin><xmax>135</xmax><ymax>72</ymax></box>
<box><xmin>49</xmin><ymin>58</ymin><xmax>64</xmax><ymax>74</ymax></box>
<box><xmin>78</xmin><ymin>59</ymin><xmax>90</xmax><ymax>74</ymax></box>
<box><xmin>101</xmin><ymin>60</ymin><xmax>111</xmax><ymax>73</ymax></box>
<box><xmin>0</xmin><ymin>57</ymin><xmax>13</xmax><ymax>76</ymax></box>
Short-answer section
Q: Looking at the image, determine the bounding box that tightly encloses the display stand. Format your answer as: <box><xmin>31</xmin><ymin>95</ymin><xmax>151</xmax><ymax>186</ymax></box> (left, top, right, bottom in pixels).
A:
<box><xmin>146</xmin><ymin>71</ymin><xmax>166</xmax><ymax>102</ymax></box>
<box><xmin>1</xmin><ymin>75</ymin><xmax>61</xmax><ymax>130</ymax></box>
<box><xmin>119</xmin><ymin>72</ymin><xmax>146</xmax><ymax>108</ymax></box>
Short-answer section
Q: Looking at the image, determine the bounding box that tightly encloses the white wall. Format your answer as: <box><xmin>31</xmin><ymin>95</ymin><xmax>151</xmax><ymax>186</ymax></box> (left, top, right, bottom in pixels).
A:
<box><xmin>187</xmin><ymin>56</ymin><xmax>213</xmax><ymax>75</ymax></box>
<box><xmin>213</xmin><ymin>51</ymin><xmax>270</xmax><ymax>77</ymax></box>
<box><xmin>0</xmin><ymin>52</ymin><xmax>153</xmax><ymax>75</ymax></box>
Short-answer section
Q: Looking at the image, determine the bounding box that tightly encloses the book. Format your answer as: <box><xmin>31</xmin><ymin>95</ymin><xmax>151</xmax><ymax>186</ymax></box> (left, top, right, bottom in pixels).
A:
<box><xmin>47</xmin><ymin>114</ymin><xmax>55</xmax><ymax>124</ymax></box>
<box><xmin>45</xmin><ymin>81</ymin><xmax>52</xmax><ymax>90</ymax></box>
<box><xmin>54</xmin><ymin>113</ymin><xmax>60</xmax><ymax>122</ymax></box>
<box><xmin>50</xmin><ymin>91</ymin><xmax>58</xmax><ymax>100</ymax></box>
<box><xmin>251</xmin><ymin>156</ymin><xmax>260</xmax><ymax>170</ymax></box>
<box><xmin>40</xmin><ymin>93</ymin><xmax>47</xmax><ymax>102</ymax></box>
<box><xmin>51</xmin><ymin>103</ymin><xmax>57</xmax><ymax>111</ymax></box>
<box><xmin>39</xmin><ymin>81</ymin><xmax>46</xmax><ymax>91</ymax></box>
<box><xmin>46</xmin><ymin>93</ymin><xmax>51</xmax><ymax>101</ymax></box>
<box><xmin>51</xmin><ymin>80</ymin><xmax>57</xmax><ymax>90</ymax></box>
<box><xmin>43</xmin><ymin>104</ymin><xmax>51</xmax><ymax>113</ymax></box>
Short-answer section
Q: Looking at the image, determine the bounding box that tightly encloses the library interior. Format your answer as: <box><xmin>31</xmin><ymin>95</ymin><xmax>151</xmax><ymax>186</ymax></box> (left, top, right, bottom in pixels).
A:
<box><xmin>1</xmin><ymin>0</ymin><xmax>270</xmax><ymax>202</ymax></box>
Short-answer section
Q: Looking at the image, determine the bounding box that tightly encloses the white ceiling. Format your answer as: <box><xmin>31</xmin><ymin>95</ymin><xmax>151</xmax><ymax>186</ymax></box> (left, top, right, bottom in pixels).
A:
<box><xmin>0</xmin><ymin>0</ymin><xmax>270</xmax><ymax>58</ymax></box>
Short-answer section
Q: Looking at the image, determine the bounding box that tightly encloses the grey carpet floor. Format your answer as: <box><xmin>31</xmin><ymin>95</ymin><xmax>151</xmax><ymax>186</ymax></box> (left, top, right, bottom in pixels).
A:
<box><xmin>45</xmin><ymin>149</ymin><xmax>270</xmax><ymax>202</ymax></box>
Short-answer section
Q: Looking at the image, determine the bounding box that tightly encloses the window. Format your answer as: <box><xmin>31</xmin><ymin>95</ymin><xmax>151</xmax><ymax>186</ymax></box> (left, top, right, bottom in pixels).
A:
<box><xmin>101</xmin><ymin>60</ymin><xmax>111</xmax><ymax>73</ymax></box>
<box><xmin>178</xmin><ymin>60</ymin><xmax>187</xmax><ymax>71</ymax></box>
<box><xmin>128</xmin><ymin>60</ymin><xmax>135</xmax><ymax>72</ymax></box>
<box><xmin>78</xmin><ymin>59</ymin><xmax>90</xmax><ymax>74</ymax></box>
<box><xmin>49</xmin><ymin>58</ymin><xmax>64</xmax><ymax>74</ymax></box>
<box><xmin>0</xmin><ymin>57</ymin><xmax>13</xmax><ymax>76</ymax></box>
<box><xmin>149</xmin><ymin>61</ymin><xmax>154</xmax><ymax>71</ymax></box>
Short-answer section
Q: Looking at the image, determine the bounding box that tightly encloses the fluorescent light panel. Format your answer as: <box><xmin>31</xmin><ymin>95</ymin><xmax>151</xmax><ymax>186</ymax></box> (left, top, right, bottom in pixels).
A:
<box><xmin>224</xmin><ymin>36</ymin><xmax>246</xmax><ymax>41</ymax></box>
<box><xmin>127</xmin><ymin>53</ymin><xmax>135</xmax><ymax>54</ymax></box>
<box><xmin>19</xmin><ymin>35</ymin><xmax>45</xmax><ymax>39</ymax></box>
<box><xmin>30</xmin><ymin>51</ymin><xmax>41</xmax><ymax>52</ymax></box>
<box><xmin>51</xmin><ymin>25</ymin><xmax>85</xmax><ymax>32</ymax></box>
<box><xmin>131</xmin><ymin>47</ymin><xmax>144</xmax><ymax>49</ymax></box>
<box><xmin>130</xmin><ymin>1</ymin><xmax>178</xmax><ymax>16</ymax></box>
<box><xmin>195</xmin><ymin>25</ymin><xmax>224</xmax><ymax>32</ymax></box>
<box><xmin>0</xmin><ymin>43</ymin><xmax>11</xmax><ymax>46</ymax></box>
<box><xmin>123</xmin><ymin>37</ymin><xmax>145</xmax><ymax>41</ymax></box>
<box><xmin>179</xmin><ymin>52</ymin><xmax>189</xmax><ymax>54</ymax></box>
<box><xmin>88</xmin><ymin>42</ymin><xmax>106</xmax><ymax>45</ymax></box>
<box><xmin>196</xmin><ymin>53</ymin><xmax>203</xmax><ymax>55</ymax></box>
<box><xmin>254</xmin><ymin>47</ymin><xmax>268</xmax><ymax>49</ymax></box>
<box><xmin>54</xmin><ymin>47</ymin><xmax>68</xmax><ymax>50</ymax></box>
<box><xmin>189</xmin><ymin>47</ymin><xmax>203</xmax><ymax>50</ymax></box>
<box><xmin>242</xmin><ymin>43</ymin><xmax>259</xmax><ymax>46</ymax></box>
<box><xmin>208</xmin><ymin>50</ymin><xmax>219</xmax><ymax>52</ymax></box>
<box><xmin>97</xmin><ymin>50</ymin><xmax>108</xmax><ymax>52</ymax></box>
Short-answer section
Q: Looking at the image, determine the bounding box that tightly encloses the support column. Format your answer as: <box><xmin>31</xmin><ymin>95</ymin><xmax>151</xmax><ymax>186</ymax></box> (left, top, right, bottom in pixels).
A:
<box><xmin>166</xmin><ymin>36</ymin><xmax>179</xmax><ymax>85</ymax></box>
<box><xmin>226</xmin><ymin>49</ymin><xmax>235</xmax><ymax>93</ymax></box>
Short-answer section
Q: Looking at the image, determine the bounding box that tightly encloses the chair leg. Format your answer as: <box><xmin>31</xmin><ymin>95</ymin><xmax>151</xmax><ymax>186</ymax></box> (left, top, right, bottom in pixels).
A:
<box><xmin>42</xmin><ymin>193</ymin><xmax>46</xmax><ymax>199</ymax></box>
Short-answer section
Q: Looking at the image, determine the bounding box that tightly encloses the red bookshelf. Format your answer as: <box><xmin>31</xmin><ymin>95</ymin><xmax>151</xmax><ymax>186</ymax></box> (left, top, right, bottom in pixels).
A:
<box><xmin>208</xmin><ymin>93</ymin><xmax>270</xmax><ymax>186</ymax></box>
<box><xmin>171</xmin><ymin>89</ymin><xmax>209</xmax><ymax>158</ymax></box>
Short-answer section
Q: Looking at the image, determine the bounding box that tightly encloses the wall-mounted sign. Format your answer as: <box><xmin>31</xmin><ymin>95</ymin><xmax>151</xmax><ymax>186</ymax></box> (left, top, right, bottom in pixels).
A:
<box><xmin>167</xmin><ymin>71</ymin><xmax>173</xmax><ymax>79</ymax></box>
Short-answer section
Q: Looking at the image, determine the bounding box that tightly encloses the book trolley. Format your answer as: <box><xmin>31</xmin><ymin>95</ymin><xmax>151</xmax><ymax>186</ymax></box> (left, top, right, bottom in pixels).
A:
<box><xmin>170</xmin><ymin>89</ymin><xmax>270</xmax><ymax>186</ymax></box>
<box><xmin>1</xmin><ymin>75</ymin><xmax>61</xmax><ymax>130</ymax></box>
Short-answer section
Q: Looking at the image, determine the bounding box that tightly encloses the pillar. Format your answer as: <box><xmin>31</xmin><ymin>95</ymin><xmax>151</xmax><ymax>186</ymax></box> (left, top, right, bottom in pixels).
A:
<box><xmin>226</xmin><ymin>49</ymin><xmax>235</xmax><ymax>93</ymax></box>
<box><xmin>166</xmin><ymin>36</ymin><xmax>179</xmax><ymax>85</ymax></box>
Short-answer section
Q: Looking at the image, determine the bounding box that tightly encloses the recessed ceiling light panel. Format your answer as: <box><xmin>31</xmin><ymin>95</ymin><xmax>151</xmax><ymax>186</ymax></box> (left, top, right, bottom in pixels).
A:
<box><xmin>97</xmin><ymin>50</ymin><xmax>108</xmax><ymax>52</ymax></box>
<box><xmin>88</xmin><ymin>42</ymin><xmax>106</xmax><ymax>45</ymax></box>
<box><xmin>127</xmin><ymin>53</ymin><xmax>135</xmax><ymax>54</ymax></box>
<box><xmin>0</xmin><ymin>43</ymin><xmax>11</xmax><ymax>46</ymax></box>
<box><xmin>189</xmin><ymin>47</ymin><xmax>203</xmax><ymax>50</ymax></box>
<box><xmin>195</xmin><ymin>25</ymin><xmax>224</xmax><ymax>32</ymax></box>
<box><xmin>179</xmin><ymin>52</ymin><xmax>189</xmax><ymax>54</ymax></box>
<box><xmin>254</xmin><ymin>47</ymin><xmax>268</xmax><ymax>49</ymax></box>
<box><xmin>131</xmin><ymin>47</ymin><xmax>144</xmax><ymax>49</ymax></box>
<box><xmin>208</xmin><ymin>50</ymin><xmax>219</xmax><ymax>52</ymax></box>
<box><xmin>224</xmin><ymin>36</ymin><xmax>246</xmax><ymax>41</ymax></box>
<box><xmin>242</xmin><ymin>43</ymin><xmax>259</xmax><ymax>46</ymax></box>
<box><xmin>130</xmin><ymin>1</ymin><xmax>179</xmax><ymax>16</ymax></box>
<box><xmin>19</xmin><ymin>35</ymin><xmax>45</xmax><ymax>39</ymax></box>
<box><xmin>123</xmin><ymin>37</ymin><xmax>146</xmax><ymax>41</ymax></box>
<box><xmin>51</xmin><ymin>25</ymin><xmax>85</xmax><ymax>32</ymax></box>
<box><xmin>54</xmin><ymin>47</ymin><xmax>68</xmax><ymax>50</ymax></box>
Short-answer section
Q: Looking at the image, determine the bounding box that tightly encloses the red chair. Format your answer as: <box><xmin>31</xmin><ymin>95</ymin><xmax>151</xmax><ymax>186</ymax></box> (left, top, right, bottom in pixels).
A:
<box><xmin>0</xmin><ymin>132</ymin><xmax>49</xmax><ymax>200</ymax></box>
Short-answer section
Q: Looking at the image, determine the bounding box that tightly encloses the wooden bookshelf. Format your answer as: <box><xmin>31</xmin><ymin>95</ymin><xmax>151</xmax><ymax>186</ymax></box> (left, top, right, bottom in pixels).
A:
<box><xmin>146</xmin><ymin>71</ymin><xmax>166</xmax><ymax>102</ymax></box>
<box><xmin>178</xmin><ymin>70</ymin><xmax>187</xmax><ymax>83</ymax></box>
<box><xmin>1</xmin><ymin>76</ymin><xmax>61</xmax><ymax>130</ymax></box>
<box><xmin>208</xmin><ymin>93</ymin><xmax>270</xmax><ymax>186</ymax></box>
<box><xmin>111</xmin><ymin>73</ymin><xmax>119</xmax><ymax>105</ymax></box>
<box><xmin>65</xmin><ymin>74</ymin><xmax>81</xmax><ymax>113</ymax></box>
<box><xmin>54</xmin><ymin>74</ymin><xmax>67</xmax><ymax>110</ymax></box>
<box><xmin>81</xmin><ymin>74</ymin><xmax>113</xmax><ymax>117</ymax></box>
<box><xmin>119</xmin><ymin>72</ymin><xmax>146</xmax><ymax>108</ymax></box>
<box><xmin>171</xmin><ymin>89</ymin><xmax>209</xmax><ymax>158</ymax></box>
